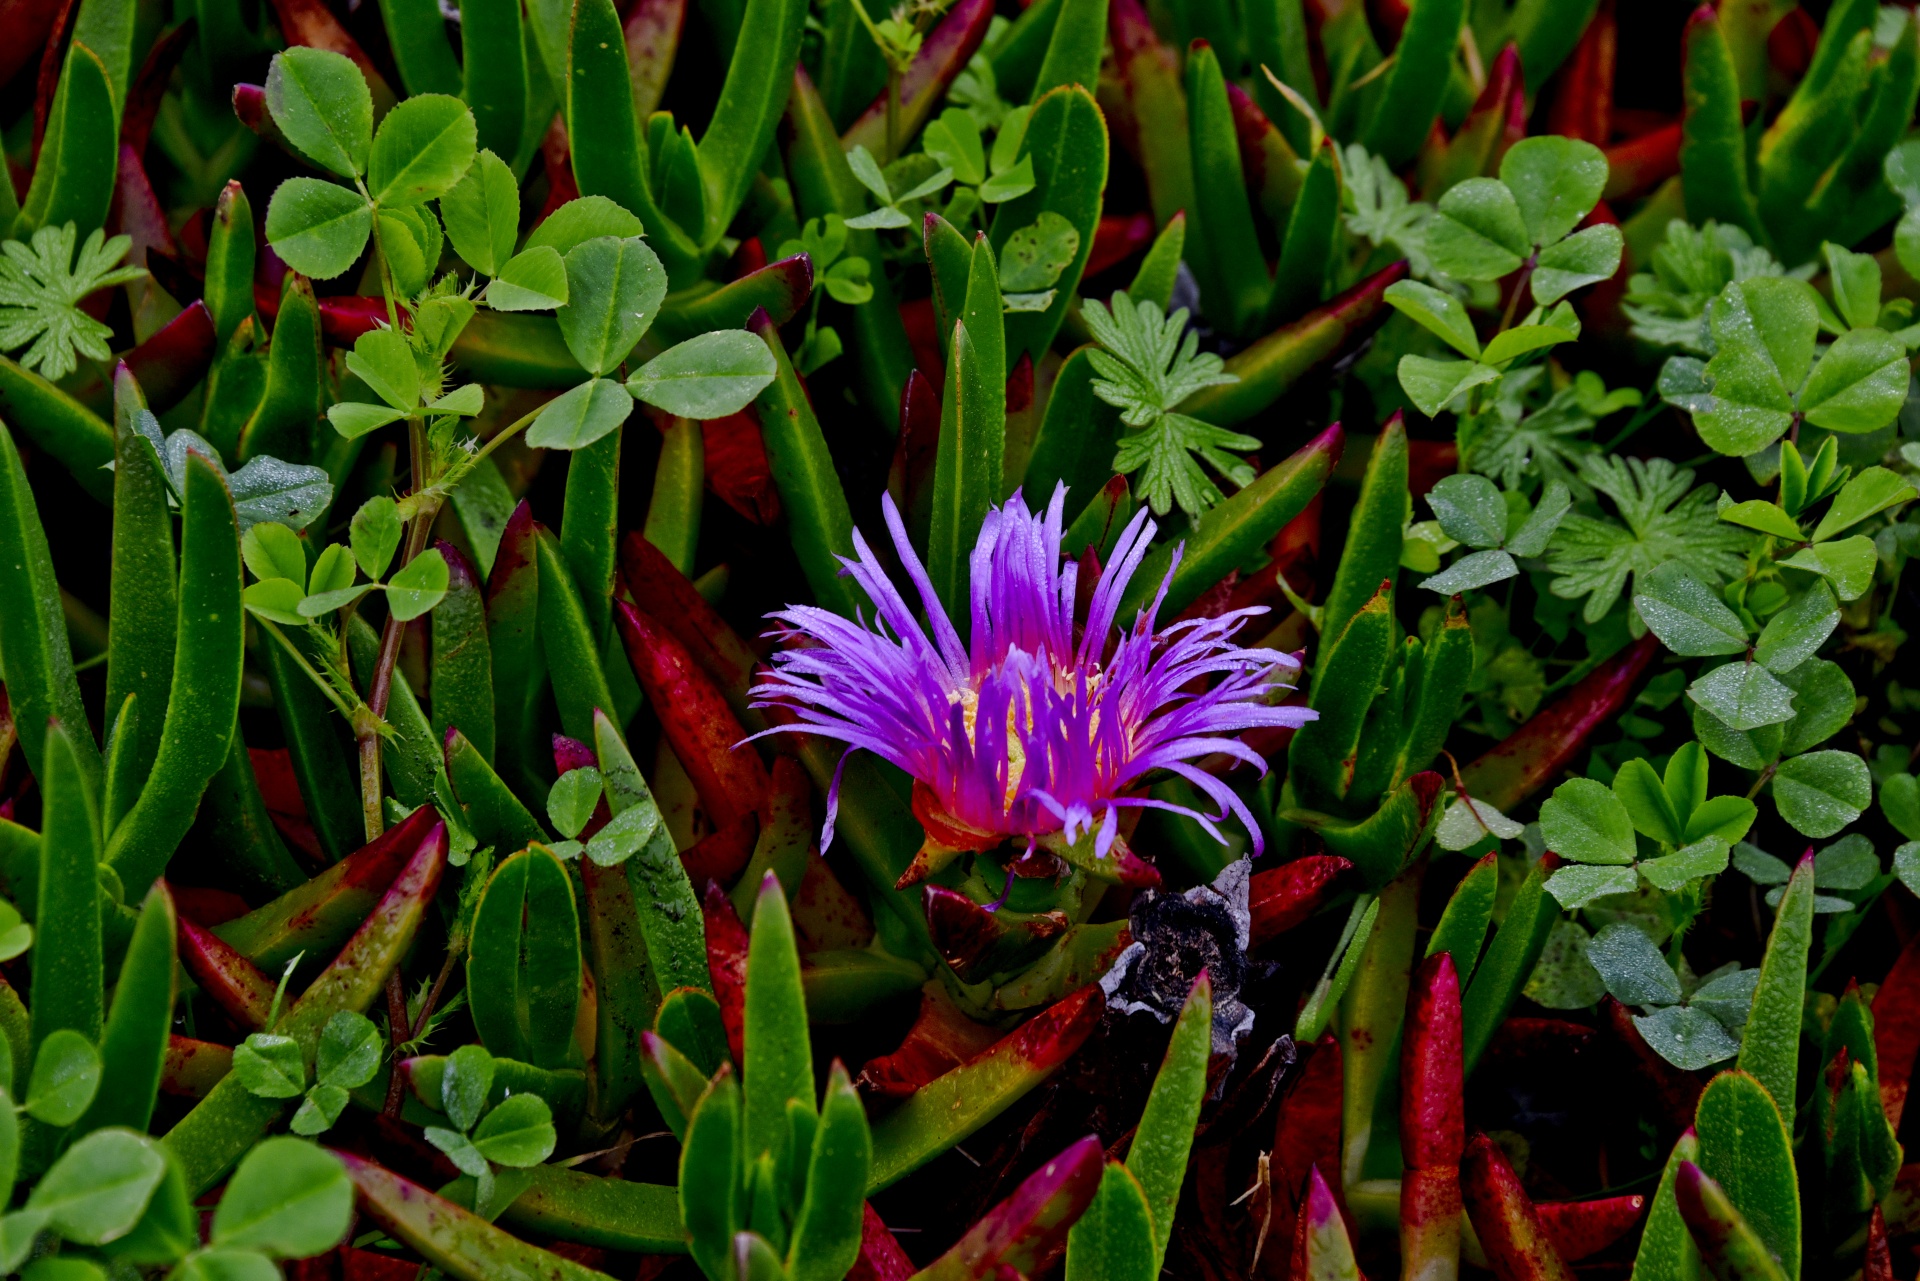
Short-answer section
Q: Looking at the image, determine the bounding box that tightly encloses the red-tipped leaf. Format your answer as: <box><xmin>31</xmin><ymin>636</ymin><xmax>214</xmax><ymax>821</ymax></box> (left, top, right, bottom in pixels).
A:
<box><xmin>1249</xmin><ymin>856</ymin><xmax>1352</xmax><ymax>945</ymax></box>
<box><xmin>911</xmin><ymin>1135</ymin><xmax>1106</xmax><ymax>1280</ymax></box>
<box><xmin>1531</xmin><ymin>1196</ymin><xmax>1645</xmax><ymax>1263</ymax></box>
<box><xmin>696</xmin><ymin>411</ymin><xmax>781</xmax><ymax>525</ymax></box>
<box><xmin>1462</xmin><ymin>1132</ymin><xmax>1577</xmax><ymax>1281</ymax></box>
<box><xmin>614</xmin><ymin>600</ymin><xmax>771</xmax><ymax>831</ymax></box>
<box><xmin>1460</xmin><ymin>634</ymin><xmax>1657</xmax><ymax>811</ymax></box>
<box><xmin>701</xmin><ymin>881</ymin><xmax>750</xmax><ymax>1065</ymax></box>
<box><xmin>849</xmin><ymin>1203</ymin><xmax>917</xmax><ymax>1281</ymax></box>
<box><xmin>176</xmin><ymin>909</ymin><xmax>277</xmax><ymax>1031</ymax></box>
<box><xmin>1402</xmin><ymin>952</ymin><xmax>1463</xmax><ymax>1281</ymax></box>
<box><xmin>162</xmin><ymin>1036</ymin><xmax>234</xmax><ymax>1098</ymax></box>
<box><xmin>1874</xmin><ymin>932</ymin><xmax>1920</xmax><ymax>1128</ymax></box>
<box><xmin>858</xmin><ymin>983</ymin><xmax>1003</xmax><ymax>1098</ymax></box>
<box><xmin>618</xmin><ymin>532</ymin><xmax>763</xmax><ymax>714</ymax></box>
<box><xmin>1673</xmin><ymin>1161</ymin><xmax>1788</xmax><ymax>1281</ymax></box>
<box><xmin>682</xmin><ymin>813</ymin><xmax>759</xmax><ymax>887</ymax></box>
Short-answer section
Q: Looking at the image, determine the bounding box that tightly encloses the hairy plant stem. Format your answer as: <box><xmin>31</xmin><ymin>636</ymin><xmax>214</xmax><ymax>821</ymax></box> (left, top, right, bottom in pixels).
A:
<box><xmin>357</xmin><ymin>419</ymin><xmax>438</xmax><ymax>841</ymax></box>
<box><xmin>258</xmin><ymin>619</ymin><xmax>358</xmax><ymax>720</ymax></box>
<box><xmin>344</xmin><ymin>405</ymin><xmax>444</xmax><ymax>1115</ymax></box>
<box><xmin>412</xmin><ymin>949</ymin><xmax>462</xmax><ymax>1041</ymax></box>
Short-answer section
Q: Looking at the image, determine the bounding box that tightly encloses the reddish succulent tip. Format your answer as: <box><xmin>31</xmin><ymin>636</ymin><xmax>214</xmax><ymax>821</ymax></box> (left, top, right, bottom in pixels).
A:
<box><xmin>1305</xmin><ymin>421</ymin><xmax>1346</xmax><ymax>465</ymax></box>
<box><xmin>1304</xmin><ymin>1164</ymin><xmax>1340</xmax><ymax>1225</ymax></box>
<box><xmin>550</xmin><ymin>733</ymin><xmax>596</xmax><ymax>776</ymax></box>
<box><xmin>1673</xmin><ymin>1160</ymin><xmax>1710</xmax><ymax>1213</ymax></box>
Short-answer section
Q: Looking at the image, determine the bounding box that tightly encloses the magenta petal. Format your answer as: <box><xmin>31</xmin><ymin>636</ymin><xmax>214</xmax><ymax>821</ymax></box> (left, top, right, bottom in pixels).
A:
<box><xmin>752</xmin><ymin>485</ymin><xmax>1315</xmax><ymax>850</ymax></box>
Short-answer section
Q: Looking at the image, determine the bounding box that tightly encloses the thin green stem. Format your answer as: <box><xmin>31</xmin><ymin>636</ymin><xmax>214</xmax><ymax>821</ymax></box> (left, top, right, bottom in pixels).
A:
<box><xmin>467</xmin><ymin>400</ymin><xmax>553</xmax><ymax>469</ymax></box>
<box><xmin>358</xmin><ymin>443</ymin><xmax>440</xmax><ymax>844</ymax></box>
<box><xmin>1497</xmin><ymin>255</ymin><xmax>1537</xmax><ymax>334</ymax></box>
<box><xmin>362</xmin><ymin>180</ymin><xmax>402</xmax><ymax>333</ymax></box>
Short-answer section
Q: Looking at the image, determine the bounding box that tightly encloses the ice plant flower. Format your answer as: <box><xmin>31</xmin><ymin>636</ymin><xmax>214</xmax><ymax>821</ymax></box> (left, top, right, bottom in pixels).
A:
<box><xmin>752</xmin><ymin>485</ymin><xmax>1315</xmax><ymax>887</ymax></box>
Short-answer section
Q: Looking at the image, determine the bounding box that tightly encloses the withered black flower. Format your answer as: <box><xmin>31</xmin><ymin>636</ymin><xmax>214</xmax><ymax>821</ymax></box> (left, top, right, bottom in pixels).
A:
<box><xmin>1100</xmin><ymin>859</ymin><xmax>1256</xmax><ymax>1061</ymax></box>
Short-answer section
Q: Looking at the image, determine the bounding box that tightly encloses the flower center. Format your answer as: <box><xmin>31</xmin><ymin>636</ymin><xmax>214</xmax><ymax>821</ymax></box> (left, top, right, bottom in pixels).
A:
<box><xmin>949</xmin><ymin>684</ymin><xmax>1031</xmax><ymax>808</ymax></box>
<box><xmin>947</xmin><ymin>650</ymin><xmax>1105</xmax><ymax>812</ymax></box>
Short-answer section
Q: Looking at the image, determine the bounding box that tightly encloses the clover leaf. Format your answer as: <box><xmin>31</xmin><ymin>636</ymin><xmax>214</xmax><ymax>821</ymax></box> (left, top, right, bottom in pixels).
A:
<box><xmin>421</xmin><ymin>1045</ymin><xmax>556</xmax><ymax>1220</ymax></box>
<box><xmin>1676</xmin><ymin>277</ymin><xmax>1908</xmax><ymax>457</ymax></box>
<box><xmin>1419</xmin><ymin>476</ymin><xmax>1570</xmax><ymax>595</ymax></box>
